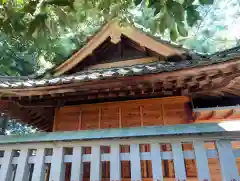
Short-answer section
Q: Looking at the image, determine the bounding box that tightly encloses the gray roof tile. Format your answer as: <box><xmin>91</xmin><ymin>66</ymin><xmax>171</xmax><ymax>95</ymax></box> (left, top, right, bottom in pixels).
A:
<box><xmin>0</xmin><ymin>47</ymin><xmax>239</xmax><ymax>89</ymax></box>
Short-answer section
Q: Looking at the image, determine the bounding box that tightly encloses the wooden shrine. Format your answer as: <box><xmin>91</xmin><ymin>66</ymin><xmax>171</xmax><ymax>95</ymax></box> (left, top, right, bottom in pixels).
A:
<box><xmin>0</xmin><ymin>20</ymin><xmax>239</xmax><ymax>181</ymax></box>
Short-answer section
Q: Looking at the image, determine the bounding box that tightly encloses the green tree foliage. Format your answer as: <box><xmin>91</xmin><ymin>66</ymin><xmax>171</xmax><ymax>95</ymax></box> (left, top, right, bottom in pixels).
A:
<box><xmin>0</xmin><ymin>114</ymin><xmax>36</xmax><ymax>135</ymax></box>
<box><xmin>6</xmin><ymin>120</ymin><xmax>37</xmax><ymax>135</ymax></box>
<box><xmin>0</xmin><ymin>34</ymin><xmax>39</xmax><ymax>76</ymax></box>
<box><xmin>0</xmin><ymin>0</ymin><xmax>212</xmax><ymax>40</ymax></box>
<box><xmin>181</xmin><ymin>0</ymin><xmax>240</xmax><ymax>54</ymax></box>
<box><xmin>0</xmin><ymin>0</ymin><xmax>215</xmax><ymax>77</ymax></box>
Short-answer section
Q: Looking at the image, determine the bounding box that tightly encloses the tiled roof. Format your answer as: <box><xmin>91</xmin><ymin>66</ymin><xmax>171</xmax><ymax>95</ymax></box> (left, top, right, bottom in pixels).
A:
<box><xmin>0</xmin><ymin>48</ymin><xmax>239</xmax><ymax>89</ymax></box>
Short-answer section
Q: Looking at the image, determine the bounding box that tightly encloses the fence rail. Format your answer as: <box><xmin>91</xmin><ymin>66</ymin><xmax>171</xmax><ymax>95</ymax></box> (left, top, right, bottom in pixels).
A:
<box><xmin>0</xmin><ymin>121</ymin><xmax>240</xmax><ymax>181</ymax></box>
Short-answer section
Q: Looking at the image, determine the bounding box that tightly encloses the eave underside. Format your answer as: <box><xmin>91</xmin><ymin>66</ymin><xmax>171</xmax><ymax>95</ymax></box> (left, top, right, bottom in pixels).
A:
<box><xmin>0</xmin><ymin>58</ymin><xmax>239</xmax><ymax>97</ymax></box>
<box><xmin>0</xmin><ymin>101</ymin><xmax>54</xmax><ymax>131</ymax></box>
<box><xmin>0</xmin><ymin>59</ymin><xmax>239</xmax><ymax>131</ymax></box>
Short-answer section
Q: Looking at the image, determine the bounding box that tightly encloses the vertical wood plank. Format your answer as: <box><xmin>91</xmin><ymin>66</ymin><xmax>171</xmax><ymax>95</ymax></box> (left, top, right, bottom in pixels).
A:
<box><xmin>90</xmin><ymin>145</ymin><xmax>101</xmax><ymax>181</ymax></box>
<box><xmin>110</xmin><ymin>144</ymin><xmax>121</xmax><ymax>181</ymax></box>
<box><xmin>130</xmin><ymin>144</ymin><xmax>142</xmax><ymax>181</ymax></box>
<box><xmin>53</xmin><ymin>108</ymin><xmax>59</xmax><ymax>131</ymax></box>
<box><xmin>172</xmin><ymin>142</ymin><xmax>187</xmax><ymax>181</ymax></box>
<box><xmin>98</xmin><ymin>108</ymin><xmax>101</xmax><ymax>129</ymax></box>
<box><xmin>0</xmin><ymin>149</ymin><xmax>14</xmax><ymax>181</ymax></box>
<box><xmin>49</xmin><ymin>147</ymin><xmax>65</xmax><ymax>181</ymax></box>
<box><xmin>216</xmin><ymin>140</ymin><xmax>239</xmax><ymax>181</ymax></box>
<box><xmin>71</xmin><ymin>146</ymin><xmax>83</xmax><ymax>181</ymax></box>
<box><xmin>141</xmin><ymin>145</ymin><xmax>147</xmax><ymax>178</ymax></box>
<box><xmin>140</xmin><ymin>106</ymin><xmax>143</xmax><ymax>127</ymax></box>
<box><xmin>78</xmin><ymin>110</ymin><xmax>82</xmax><ymax>130</ymax></box>
<box><xmin>119</xmin><ymin>107</ymin><xmax>122</xmax><ymax>128</ymax></box>
<box><xmin>15</xmin><ymin>149</ymin><xmax>30</xmax><ymax>181</ymax></box>
<box><xmin>31</xmin><ymin>148</ymin><xmax>46</xmax><ymax>181</ymax></box>
<box><xmin>161</xmin><ymin>104</ymin><xmax>165</xmax><ymax>125</ymax></box>
<box><xmin>151</xmin><ymin>143</ymin><xmax>164</xmax><ymax>181</ymax></box>
<box><xmin>193</xmin><ymin>141</ymin><xmax>211</xmax><ymax>181</ymax></box>
<box><xmin>164</xmin><ymin>144</ymin><xmax>174</xmax><ymax>177</ymax></box>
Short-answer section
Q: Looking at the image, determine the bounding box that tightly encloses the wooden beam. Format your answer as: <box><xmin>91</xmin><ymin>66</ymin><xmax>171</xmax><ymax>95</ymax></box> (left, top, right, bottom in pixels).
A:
<box><xmin>12</xmin><ymin>90</ymin><xmax>186</xmax><ymax>110</ymax></box>
<box><xmin>0</xmin><ymin>120</ymin><xmax>240</xmax><ymax>144</ymax></box>
<box><xmin>87</xmin><ymin>57</ymin><xmax>158</xmax><ymax>69</ymax></box>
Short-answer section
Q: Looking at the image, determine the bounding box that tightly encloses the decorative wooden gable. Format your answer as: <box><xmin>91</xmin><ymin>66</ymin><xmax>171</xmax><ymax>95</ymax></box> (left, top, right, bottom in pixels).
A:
<box><xmin>53</xmin><ymin>20</ymin><xmax>185</xmax><ymax>76</ymax></box>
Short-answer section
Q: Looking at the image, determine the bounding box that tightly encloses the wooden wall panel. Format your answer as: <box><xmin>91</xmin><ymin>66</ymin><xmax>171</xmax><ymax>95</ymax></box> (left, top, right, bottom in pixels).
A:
<box><xmin>100</xmin><ymin>107</ymin><xmax>120</xmax><ymax>129</ymax></box>
<box><xmin>54</xmin><ymin>108</ymin><xmax>80</xmax><ymax>131</ymax></box>
<box><xmin>163</xmin><ymin>103</ymin><xmax>187</xmax><ymax>125</ymax></box>
<box><xmin>56</xmin><ymin>118</ymin><xmax>79</xmax><ymax>131</ymax></box>
<box><xmin>54</xmin><ymin>96</ymin><xmax>190</xmax><ymax>131</ymax></box>
<box><xmin>142</xmin><ymin>104</ymin><xmax>164</xmax><ymax>126</ymax></box>
<box><xmin>81</xmin><ymin>108</ymin><xmax>99</xmax><ymax>130</ymax></box>
<box><xmin>121</xmin><ymin>105</ymin><xmax>141</xmax><ymax>128</ymax></box>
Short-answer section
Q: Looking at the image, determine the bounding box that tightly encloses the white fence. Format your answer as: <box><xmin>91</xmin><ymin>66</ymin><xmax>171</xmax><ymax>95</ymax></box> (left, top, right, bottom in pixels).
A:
<box><xmin>0</xmin><ymin>122</ymin><xmax>240</xmax><ymax>181</ymax></box>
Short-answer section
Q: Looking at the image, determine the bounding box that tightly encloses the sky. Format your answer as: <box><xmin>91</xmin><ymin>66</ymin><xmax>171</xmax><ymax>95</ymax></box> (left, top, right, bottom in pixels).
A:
<box><xmin>132</xmin><ymin>0</ymin><xmax>240</xmax><ymax>54</ymax></box>
<box><xmin>190</xmin><ymin>0</ymin><xmax>240</xmax><ymax>53</ymax></box>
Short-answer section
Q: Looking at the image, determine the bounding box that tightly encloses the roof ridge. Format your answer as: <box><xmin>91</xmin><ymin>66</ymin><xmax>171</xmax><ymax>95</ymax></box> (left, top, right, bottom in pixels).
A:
<box><xmin>209</xmin><ymin>45</ymin><xmax>240</xmax><ymax>57</ymax></box>
<box><xmin>0</xmin><ymin>55</ymin><xmax>238</xmax><ymax>87</ymax></box>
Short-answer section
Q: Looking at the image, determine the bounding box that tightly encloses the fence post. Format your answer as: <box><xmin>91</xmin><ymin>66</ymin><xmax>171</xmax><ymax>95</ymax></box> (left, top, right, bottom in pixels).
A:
<box><xmin>216</xmin><ymin>140</ymin><xmax>239</xmax><ymax>181</ymax></box>
<box><xmin>130</xmin><ymin>144</ymin><xmax>142</xmax><ymax>181</ymax></box>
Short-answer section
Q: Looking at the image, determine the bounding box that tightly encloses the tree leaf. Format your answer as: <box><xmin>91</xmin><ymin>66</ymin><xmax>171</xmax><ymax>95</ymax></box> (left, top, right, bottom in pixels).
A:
<box><xmin>158</xmin><ymin>12</ymin><xmax>171</xmax><ymax>34</ymax></box>
<box><xmin>54</xmin><ymin>8</ymin><xmax>72</xmax><ymax>26</ymax></box>
<box><xmin>186</xmin><ymin>5</ymin><xmax>201</xmax><ymax>26</ymax></box>
<box><xmin>159</xmin><ymin>19</ymin><xmax>166</xmax><ymax>34</ymax></box>
<box><xmin>150</xmin><ymin>21</ymin><xmax>158</xmax><ymax>34</ymax></box>
<box><xmin>134</xmin><ymin>0</ymin><xmax>142</xmax><ymax>5</ymax></box>
<box><xmin>177</xmin><ymin>22</ymin><xmax>188</xmax><ymax>36</ymax></box>
<box><xmin>199</xmin><ymin>0</ymin><xmax>214</xmax><ymax>5</ymax></box>
<box><xmin>158</xmin><ymin>11</ymin><xmax>175</xmax><ymax>34</ymax></box>
<box><xmin>183</xmin><ymin>0</ymin><xmax>194</xmax><ymax>8</ymax></box>
<box><xmin>153</xmin><ymin>3</ymin><xmax>163</xmax><ymax>15</ymax></box>
<box><xmin>0</xmin><ymin>0</ymin><xmax>7</xmax><ymax>5</ymax></box>
<box><xmin>98</xmin><ymin>0</ymin><xmax>110</xmax><ymax>10</ymax></box>
<box><xmin>28</xmin><ymin>13</ymin><xmax>48</xmax><ymax>36</ymax></box>
<box><xmin>170</xmin><ymin>26</ymin><xmax>178</xmax><ymax>41</ymax></box>
<box><xmin>168</xmin><ymin>1</ymin><xmax>184</xmax><ymax>22</ymax></box>
<box><xmin>2</xmin><ymin>20</ymin><xmax>13</xmax><ymax>34</ymax></box>
<box><xmin>23</xmin><ymin>1</ymin><xmax>39</xmax><ymax>15</ymax></box>
<box><xmin>148</xmin><ymin>0</ymin><xmax>166</xmax><ymax>15</ymax></box>
<box><xmin>173</xmin><ymin>0</ymin><xmax>185</xmax><ymax>4</ymax></box>
<box><xmin>45</xmin><ymin>0</ymin><xmax>74</xmax><ymax>9</ymax></box>
<box><xmin>165</xmin><ymin>12</ymin><xmax>175</xmax><ymax>30</ymax></box>
<box><xmin>147</xmin><ymin>0</ymin><xmax>155</xmax><ymax>7</ymax></box>
<box><xmin>148</xmin><ymin>0</ymin><xmax>167</xmax><ymax>7</ymax></box>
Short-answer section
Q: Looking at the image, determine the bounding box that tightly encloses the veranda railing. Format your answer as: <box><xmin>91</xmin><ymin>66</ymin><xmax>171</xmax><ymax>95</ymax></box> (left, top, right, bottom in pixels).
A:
<box><xmin>0</xmin><ymin>121</ymin><xmax>240</xmax><ymax>181</ymax></box>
